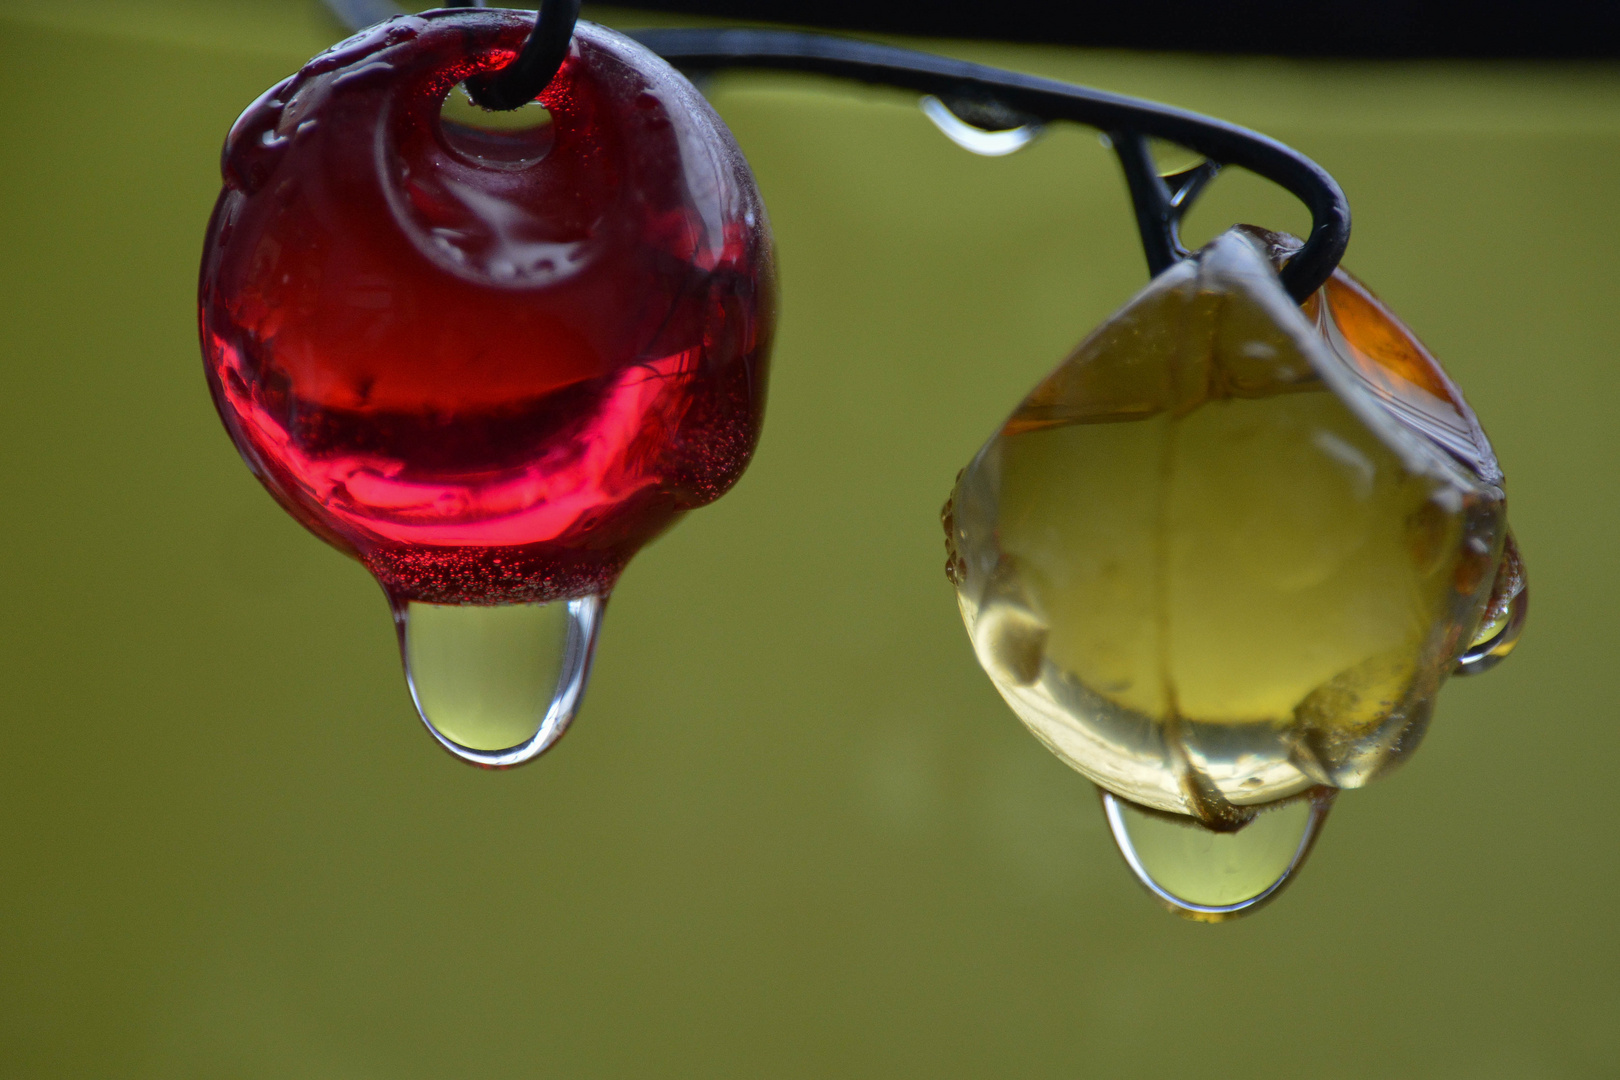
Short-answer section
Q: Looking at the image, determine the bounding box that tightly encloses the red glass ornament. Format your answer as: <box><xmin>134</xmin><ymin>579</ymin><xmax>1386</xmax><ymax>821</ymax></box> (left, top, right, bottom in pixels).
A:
<box><xmin>200</xmin><ymin>11</ymin><xmax>775</xmax><ymax>606</ymax></box>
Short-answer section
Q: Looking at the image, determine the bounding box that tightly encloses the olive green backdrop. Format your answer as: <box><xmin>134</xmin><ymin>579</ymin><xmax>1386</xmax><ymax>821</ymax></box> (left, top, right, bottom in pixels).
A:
<box><xmin>1</xmin><ymin>2</ymin><xmax>1615</xmax><ymax>1076</ymax></box>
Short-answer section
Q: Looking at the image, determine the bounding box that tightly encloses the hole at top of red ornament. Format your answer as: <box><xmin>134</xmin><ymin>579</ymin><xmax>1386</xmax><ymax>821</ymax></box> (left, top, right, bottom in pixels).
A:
<box><xmin>439</xmin><ymin>82</ymin><xmax>554</xmax><ymax>170</ymax></box>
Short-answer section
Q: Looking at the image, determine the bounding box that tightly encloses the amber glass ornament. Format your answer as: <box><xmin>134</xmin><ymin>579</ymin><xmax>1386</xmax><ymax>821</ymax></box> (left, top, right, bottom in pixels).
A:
<box><xmin>943</xmin><ymin>226</ymin><xmax>1524</xmax><ymax>915</ymax></box>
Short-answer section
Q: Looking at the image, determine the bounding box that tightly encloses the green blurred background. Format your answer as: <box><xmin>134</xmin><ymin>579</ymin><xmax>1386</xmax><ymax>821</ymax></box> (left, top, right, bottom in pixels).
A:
<box><xmin>1</xmin><ymin>2</ymin><xmax>1616</xmax><ymax>1075</ymax></box>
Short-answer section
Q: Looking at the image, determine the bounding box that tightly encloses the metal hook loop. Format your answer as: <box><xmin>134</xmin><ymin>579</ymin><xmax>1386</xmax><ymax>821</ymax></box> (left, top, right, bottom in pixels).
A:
<box><xmin>324</xmin><ymin>2</ymin><xmax>1351</xmax><ymax>298</ymax></box>
<box><xmin>452</xmin><ymin>0</ymin><xmax>583</xmax><ymax>110</ymax></box>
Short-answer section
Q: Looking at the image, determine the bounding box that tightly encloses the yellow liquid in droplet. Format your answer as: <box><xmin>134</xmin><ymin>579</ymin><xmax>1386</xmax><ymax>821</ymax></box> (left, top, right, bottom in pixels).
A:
<box><xmin>1110</xmin><ymin>795</ymin><xmax>1318</xmax><ymax>917</ymax></box>
<box><xmin>402</xmin><ymin>601</ymin><xmax>572</xmax><ymax>752</ymax></box>
<box><xmin>948</xmin><ymin>231</ymin><xmax>1507</xmax><ymax>821</ymax></box>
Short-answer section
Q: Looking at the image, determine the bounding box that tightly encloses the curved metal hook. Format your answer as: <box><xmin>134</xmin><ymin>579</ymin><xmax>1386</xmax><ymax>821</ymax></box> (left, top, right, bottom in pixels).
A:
<box><xmin>320</xmin><ymin>4</ymin><xmax>1350</xmax><ymax>298</ymax></box>
<box><xmin>448</xmin><ymin>0</ymin><xmax>582</xmax><ymax>110</ymax></box>
<box><xmin>627</xmin><ymin>28</ymin><xmax>1349</xmax><ymax>301</ymax></box>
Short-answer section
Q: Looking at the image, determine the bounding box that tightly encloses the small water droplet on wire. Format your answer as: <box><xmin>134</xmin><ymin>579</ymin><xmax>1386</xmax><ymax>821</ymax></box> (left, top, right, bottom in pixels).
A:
<box><xmin>920</xmin><ymin>95</ymin><xmax>1042</xmax><ymax>157</ymax></box>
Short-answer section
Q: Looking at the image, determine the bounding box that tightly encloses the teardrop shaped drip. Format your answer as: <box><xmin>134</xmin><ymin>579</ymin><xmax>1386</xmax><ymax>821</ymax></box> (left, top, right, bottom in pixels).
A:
<box><xmin>1455</xmin><ymin>532</ymin><xmax>1527</xmax><ymax>676</ymax></box>
<box><xmin>394</xmin><ymin>595</ymin><xmax>605</xmax><ymax>768</ymax></box>
<box><xmin>1163</xmin><ymin>159</ymin><xmax>1221</xmax><ymax>212</ymax></box>
<box><xmin>1101</xmin><ymin>788</ymin><xmax>1335</xmax><ymax>922</ymax></box>
<box><xmin>1454</xmin><ymin>583</ymin><xmax>1527</xmax><ymax>675</ymax></box>
<box><xmin>920</xmin><ymin>95</ymin><xmax>1043</xmax><ymax>157</ymax></box>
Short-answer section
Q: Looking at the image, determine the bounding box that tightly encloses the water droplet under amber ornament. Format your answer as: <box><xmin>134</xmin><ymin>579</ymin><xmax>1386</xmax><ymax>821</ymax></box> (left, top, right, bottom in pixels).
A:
<box><xmin>1103</xmin><ymin>788</ymin><xmax>1334</xmax><ymax>921</ymax></box>
<box><xmin>945</xmin><ymin>226</ymin><xmax>1522</xmax><ymax>917</ymax></box>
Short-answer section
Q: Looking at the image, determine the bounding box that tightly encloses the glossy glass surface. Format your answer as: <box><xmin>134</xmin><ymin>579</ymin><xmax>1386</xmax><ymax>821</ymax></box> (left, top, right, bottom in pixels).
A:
<box><xmin>5</xmin><ymin>5</ymin><xmax>1610</xmax><ymax>1074</ymax></box>
<box><xmin>200</xmin><ymin>11</ymin><xmax>775</xmax><ymax>604</ymax></box>
<box><xmin>946</xmin><ymin>229</ymin><xmax>1516</xmax><ymax>822</ymax></box>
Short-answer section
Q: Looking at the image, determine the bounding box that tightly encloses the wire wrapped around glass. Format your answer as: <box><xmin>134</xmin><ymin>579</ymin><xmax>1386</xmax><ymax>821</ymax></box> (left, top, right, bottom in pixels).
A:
<box><xmin>200</xmin><ymin>0</ymin><xmax>1525</xmax><ymax>918</ymax></box>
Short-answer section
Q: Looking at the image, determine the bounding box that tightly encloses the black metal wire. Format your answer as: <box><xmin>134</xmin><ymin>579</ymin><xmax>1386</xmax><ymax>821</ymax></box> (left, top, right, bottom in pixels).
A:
<box><xmin>628</xmin><ymin>27</ymin><xmax>1349</xmax><ymax>299</ymax></box>
<box><xmin>319</xmin><ymin>3</ymin><xmax>1350</xmax><ymax>299</ymax></box>
<box><xmin>446</xmin><ymin>0</ymin><xmax>584</xmax><ymax>110</ymax></box>
<box><xmin>1110</xmin><ymin>132</ymin><xmax>1224</xmax><ymax>277</ymax></box>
